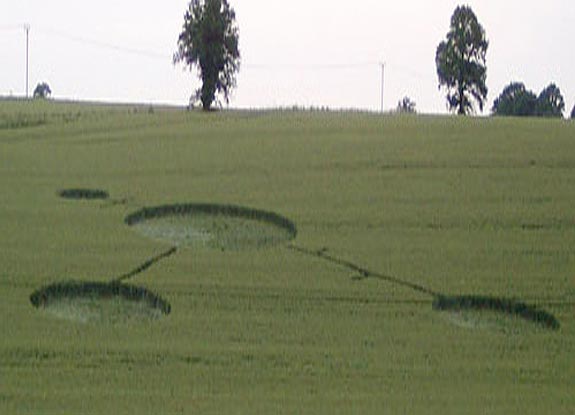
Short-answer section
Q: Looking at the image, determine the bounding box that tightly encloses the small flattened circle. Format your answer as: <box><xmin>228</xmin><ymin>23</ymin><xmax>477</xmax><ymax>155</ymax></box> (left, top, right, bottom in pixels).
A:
<box><xmin>58</xmin><ymin>188</ymin><xmax>110</xmax><ymax>200</ymax></box>
<box><xmin>30</xmin><ymin>281</ymin><xmax>171</xmax><ymax>324</ymax></box>
<box><xmin>433</xmin><ymin>295</ymin><xmax>560</xmax><ymax>332</ymax></box>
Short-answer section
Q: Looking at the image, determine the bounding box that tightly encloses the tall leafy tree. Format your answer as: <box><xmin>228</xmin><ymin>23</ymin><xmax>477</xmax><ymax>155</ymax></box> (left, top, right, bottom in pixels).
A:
<box><xmin>436</xmin><ymin>6</ymin><xmax>488</xmax><ymax>115</ymax></box>
<box><xmin>174</xmin><ymin>0</ymin><xmax>240</xmax><ymax>110</ymax></box>
<box><xmin>492</xmin><ymin>82</ymin><xmax>537</xmax><ymax>116</ymax></box>
<box><xmin>536</xmin><ymin>83</ymin><xmax>565</xmax><ymax>118</ymax></box>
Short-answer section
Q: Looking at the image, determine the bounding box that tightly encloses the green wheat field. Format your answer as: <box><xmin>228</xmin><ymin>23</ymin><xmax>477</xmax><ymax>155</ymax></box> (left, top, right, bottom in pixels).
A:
<box><xmin>1</xmin><ymin>99</ymin><xmax>574</xmax><ymax>414</ymax></box>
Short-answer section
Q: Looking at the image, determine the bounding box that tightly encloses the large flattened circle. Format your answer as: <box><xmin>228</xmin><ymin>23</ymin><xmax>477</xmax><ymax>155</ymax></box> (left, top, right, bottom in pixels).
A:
<box><xmin>124</xmin><ymin>203</ymin><xmax>297</xmax><ymax>250</ymax></box>
<box><xmin>30</xmin><ymin>281</ymin><xmax>171</xmax><ymax>324</ymax></box>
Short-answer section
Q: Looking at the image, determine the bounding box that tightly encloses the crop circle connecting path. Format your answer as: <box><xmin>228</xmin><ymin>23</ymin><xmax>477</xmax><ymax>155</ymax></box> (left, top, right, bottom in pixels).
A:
<box><xmin>29</xmin><ymin>188</ymin><xmax>561</xmax><ymax>331</ymax></box>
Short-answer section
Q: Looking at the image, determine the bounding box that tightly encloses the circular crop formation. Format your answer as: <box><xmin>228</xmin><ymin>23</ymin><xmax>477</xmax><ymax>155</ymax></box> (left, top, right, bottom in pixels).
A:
<box><xmin>58</xmin><ymin>188</ymin><xmax>110</xmax><ymax>200</ymax></box>
<box><xmin>124</xmin><ymin>203</ymin><xmax>297</xmax><ymax>250</ymax></box>
<box><xmin>39</xmin><ymin>193</ymin><xmax>562</xmax><ymax>332</ymax></box>
<box><xmin>433</xmin><ymin>295</ymin><xmax>560</xmax><ymax>331</ymax></box>
<box><xmin>30</xmin><ymin>281</ymin><xmax>171</xmax><ymax>324</ymax></box>
<box><xmin>30</xmin><ymin>199</ymin><xmax>298</xmax><ymax>324</ymax></box>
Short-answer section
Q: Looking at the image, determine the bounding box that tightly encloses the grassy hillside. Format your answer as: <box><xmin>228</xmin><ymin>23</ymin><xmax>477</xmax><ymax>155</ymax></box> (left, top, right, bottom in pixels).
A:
<box><xmin>1</xmin><ymin>100</ymin><xmax>574</xmax><ymax>414</ymax></box>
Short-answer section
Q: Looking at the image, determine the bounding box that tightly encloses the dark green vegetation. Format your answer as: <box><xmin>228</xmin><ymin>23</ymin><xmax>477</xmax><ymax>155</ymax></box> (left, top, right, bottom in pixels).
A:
<box><xmin>174</xmin><ymin>0</ymin><xmax>241</xmax><ymax>110</ymax></box>
<box><xmin>396</xmin><ymin>96</ymin><xmax>417</xmax><ymax>114</ymax></box>
<box><xmin>33</xmin><ymin>82</ymin><xmax>52</xmax><ymax>100</ymax></box>
<box><xmin>1</xmin><ymin>100</ymin><xmax>574</xmax><ymax>414</ymax></box>
<box><xmin>493</xmin><ymin>82</ymin><xmax>566</xmax><ymax>118</ymax></box>
<box><xmin>536</xmin><ymin>84</ymin><xmax>566</xmax><ymax>118</ymax></box>
<box><xmin>436</xmin><ymin>5</ymin><xmax>488</xmax><ymax>114</ymax></box>
<box><xmin>492</xmin><ymin>82</ymin><xmax>538</xmax><ymax>117</ymax></box>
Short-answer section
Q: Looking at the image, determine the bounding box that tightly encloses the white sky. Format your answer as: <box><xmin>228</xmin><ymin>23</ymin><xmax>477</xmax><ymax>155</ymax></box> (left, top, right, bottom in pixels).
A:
<box><xmin>1</xmin><ymin>0</ymin><xmax>574</xmax><ymax>114</ymax></box>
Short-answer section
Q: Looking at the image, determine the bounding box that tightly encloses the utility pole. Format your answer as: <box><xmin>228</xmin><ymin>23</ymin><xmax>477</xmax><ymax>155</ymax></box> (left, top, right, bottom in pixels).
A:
<box><xmin>380</xmin><ymin>62</ymin><xmax>385</xmax><ymax>113</ymax></box>
<box><xmin>24</xmin><ymin>24</ymin><xmax>30</xmax><ymax>98</ymax></box>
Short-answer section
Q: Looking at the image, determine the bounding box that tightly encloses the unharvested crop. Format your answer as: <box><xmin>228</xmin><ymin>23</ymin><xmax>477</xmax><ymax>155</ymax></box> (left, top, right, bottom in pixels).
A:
<box><xmin>1</xmin><ymin>101</ymin><xmax>573</xmax><ymax>415</ymax></box>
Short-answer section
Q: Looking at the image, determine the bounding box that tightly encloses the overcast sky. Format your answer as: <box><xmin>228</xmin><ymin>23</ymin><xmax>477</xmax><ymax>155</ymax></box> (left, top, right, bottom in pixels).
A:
<box><xmin>1</xmin><ymin>0</ymin><xmax>574</xmax><ymax>114</ymax></box>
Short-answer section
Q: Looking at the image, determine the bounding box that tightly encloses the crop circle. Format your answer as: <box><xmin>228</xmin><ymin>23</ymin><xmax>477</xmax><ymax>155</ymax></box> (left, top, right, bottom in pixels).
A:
<box><xmin>30</xmin><ymin>281</ymin><xmax>171</xmax><ymax>324</ymax></box>
<box><xmin>432</xmin><ymin>295</ymin><xmax>560</xmax><ymax>331</ymax></box>
<box><xmin>58</xmin><ymin>188</ymin><xmax>110</xmax><ymax>200</ymax></box>
<box><xmin>124</xmin><ymin>203</ymin><xmax>297</xmax><ymax>250</ymax></box>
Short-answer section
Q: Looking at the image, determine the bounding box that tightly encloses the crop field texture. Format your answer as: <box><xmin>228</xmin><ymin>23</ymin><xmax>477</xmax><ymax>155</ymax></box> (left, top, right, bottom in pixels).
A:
<box><xmin>1</xmin><ymin>100</ymin><xmax>574</xmax><ymax>414</ymax></box>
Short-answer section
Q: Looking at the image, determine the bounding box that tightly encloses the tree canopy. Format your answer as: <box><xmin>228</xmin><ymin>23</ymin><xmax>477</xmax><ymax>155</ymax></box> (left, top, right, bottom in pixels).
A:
<box><xmin>174</xmin><ymin>0</ymin><xmax>240</xmax><ymax>110</ymax></box>
<box><xmin>33</xmin><ymin>82</ymin><xmax>51</xmax><ymax>99</ymax></box>
<box><xmin>493</xmin><ymin>82</ymin><xmax>565</xmax><ymax>118</ymax></box>
<box><xmin>492</xmin><ymin>82</ymin><xmax>537</xmax><ymax>116</ymax></box>
<box><xmin>536</xmin><ymin>83</ymin><xmax>565</xmax><ymax>118</ymax></box>
<box><xmin>436</xmin><ymin>6</ymin><xmax>488</xmax><ymax>115</ymax></box>
<box><xmin>396</xmin><ymin>97</ymin><xmax>416</xmax><ymax>114</ymax></box>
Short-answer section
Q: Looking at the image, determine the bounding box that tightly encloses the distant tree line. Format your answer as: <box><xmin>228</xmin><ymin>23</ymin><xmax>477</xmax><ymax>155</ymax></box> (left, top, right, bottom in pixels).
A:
<box><xmin>171</xmin><ymin>2</ymin><xmax>572</xmax><ymax>115</ymax></box>
<box><xmin>492</xmin><ymin>82</ymin><xmax>566</xmax><ymax>118</ymax></box>
<box><xmin>435</xmin><ymin>5</ymin><xmax>572</xmax><ymax>118</ymax></box>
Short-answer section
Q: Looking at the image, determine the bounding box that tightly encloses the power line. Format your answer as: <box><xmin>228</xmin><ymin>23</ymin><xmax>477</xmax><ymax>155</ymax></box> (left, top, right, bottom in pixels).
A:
<box><xmin>11</xmin><ymin>25</ymin><xmax>417</xmax><ymax>81</ymax></box>
<box><xmin>36</xmin><ymin>26</ymin><xmax>172</xmax><ymax>60</ymax></box>
<box><xmin>386</xmin><ymin>61</ymin><xmax>429</xmax><ymax>82</ymax></box>
<box><xmin>0</xmin><ymin>24</ymin><xmax>22</xmax><ymax>32</ymax></box>
<box><xmin>243</xmin><ymin>61</ymin><xmax>379</xmax><ymax>70</ymax></box>
<box><xmin>5</xmin><ymin>24</ymin><xmax>386</xmax><ymax>75</ymax></box>
<box><xmin>2</xmin><ymin>23</ymin><xmax>431</xmax><ymax>111</ymax></box>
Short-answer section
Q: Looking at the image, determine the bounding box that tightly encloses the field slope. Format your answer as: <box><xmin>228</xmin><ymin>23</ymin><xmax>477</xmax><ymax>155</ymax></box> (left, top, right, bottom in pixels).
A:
<box><xmin>1</xmin><ymin>100</ymin><xmax>574</xmax><ymax>414</ymax></box>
